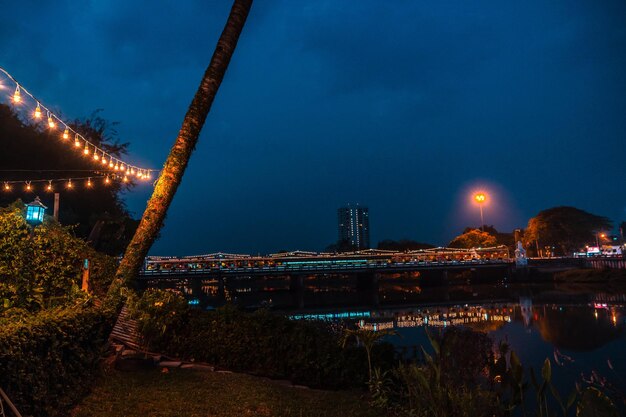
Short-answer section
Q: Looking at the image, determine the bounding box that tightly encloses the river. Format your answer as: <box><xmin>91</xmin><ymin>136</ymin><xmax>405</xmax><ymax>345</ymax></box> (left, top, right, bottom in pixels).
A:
<box><xmin>143</xmin><ymin>273</ymin><xmax>626</xmax><ymax>398</ymax></box>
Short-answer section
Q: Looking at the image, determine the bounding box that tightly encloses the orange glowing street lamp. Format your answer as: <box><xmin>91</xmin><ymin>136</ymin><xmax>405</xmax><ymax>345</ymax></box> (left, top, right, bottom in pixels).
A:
<box><xmin>474</xmin><ymin>192</ymin><xmax>487</xmax><ymax>231</ymax></box>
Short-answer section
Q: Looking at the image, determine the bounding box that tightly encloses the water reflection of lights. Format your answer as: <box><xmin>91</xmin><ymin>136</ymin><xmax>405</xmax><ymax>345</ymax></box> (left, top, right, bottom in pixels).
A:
<box><xmin>290</xmin><ymin>311</ymin><xmax>371</xmax><ymax>321</ymax></box>
<box><xmin>355</xmin><ymin>307</ymin><xmax>513</xmax><ymax>331</ymax></box>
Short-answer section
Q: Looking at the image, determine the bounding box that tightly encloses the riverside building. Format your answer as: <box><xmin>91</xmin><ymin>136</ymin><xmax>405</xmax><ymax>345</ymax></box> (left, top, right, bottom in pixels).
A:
<box><xmin>337</xmin><ymin>205</ymin><xmax>370</xmax><ymax>249</ymax></box>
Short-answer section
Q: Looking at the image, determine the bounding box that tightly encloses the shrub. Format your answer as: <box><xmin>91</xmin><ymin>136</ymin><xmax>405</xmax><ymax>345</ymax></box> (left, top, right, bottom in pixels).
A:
<box><xmin>129</xmin><ymin>289</ymin><xmax>395</xmax><ymax>389</ymax></box>
<box><xmin>0</xmin><ymin>201</ymin><xmax>116</xmax><ymax>312</ymax></box>
<box><xmin>0</xmin><ymin>305</ymin><xmax>115</xmax><ymax>417</ymax></box>
<box><xmin>435</xmin><ymin>326</ymin><xmax>494</xmax><ymax>386</ymax></box>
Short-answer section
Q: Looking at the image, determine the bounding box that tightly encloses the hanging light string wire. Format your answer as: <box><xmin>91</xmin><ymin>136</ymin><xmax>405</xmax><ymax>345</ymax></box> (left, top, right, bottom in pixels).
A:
<box><xmin>0</xmin><ymin>169</ymin><xmax>108</xmax><ymax>172</ymax></box>
<box><xmin>2</xmin><ymin>174</ymin><xmax>127</xmax><ymax>191</ymax></box>
<box><xmin>0</xmin><ymin>66</ymin><xmax>156</xmax><ymax>181</ymax></box>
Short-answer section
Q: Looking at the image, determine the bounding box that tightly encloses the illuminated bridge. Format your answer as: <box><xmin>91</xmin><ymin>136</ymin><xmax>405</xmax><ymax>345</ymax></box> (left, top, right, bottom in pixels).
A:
<box><xmin>140</xmin><ymin>246</ymin><xmax>512</xmax><ymax>280</ymax></box>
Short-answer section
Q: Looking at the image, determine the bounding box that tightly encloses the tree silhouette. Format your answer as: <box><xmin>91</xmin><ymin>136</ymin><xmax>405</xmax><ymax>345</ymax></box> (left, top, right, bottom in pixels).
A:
<box><xmin>449</xmin><ymin>229</ymin><xmax>497</xmax><ymax>248</ymax></box>
<box><xmin>523</xmin><ymin>206</ymin><xmax>612</xmax><ymax>255</ymax></box>
<box><xmin>0</xmin><ymin>105</ymin><xmax>137</xmax><ymax>255</ymax></box>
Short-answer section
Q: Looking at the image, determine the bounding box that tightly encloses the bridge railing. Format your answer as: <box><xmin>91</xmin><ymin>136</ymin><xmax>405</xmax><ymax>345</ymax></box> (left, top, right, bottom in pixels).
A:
<box><xmin>139</xmin><ymin>258</ymin><xmax>512</xmax><ymax>276</ymax></box>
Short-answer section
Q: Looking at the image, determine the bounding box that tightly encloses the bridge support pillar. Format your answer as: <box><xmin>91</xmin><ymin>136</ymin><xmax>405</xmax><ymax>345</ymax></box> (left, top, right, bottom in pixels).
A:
<box><xmin>289</xmin><ymin>275</ymin><xmax>305</xmax><ymax>292</ymax></box>
<box><xmin>217</xmin><ymin>276</ymin><xmax>226</xmax><ymax>301</ymax></box>
<box><xmin>289</xmin><ymin>275</ymin><xmax>305</xmax><ymax>308</ymax></box>
<box><xmin>470</xmin><ymin>268</ymin><xmax>478</xmax><ymax>281</ymax></box>
<box><xmin>189</xmin><ymin>277</ymin><xmax>202</xmax><ymax>299</ymax></box>
<box><xmin>356</xmin><ymin>272</ymin><xmax>379</xmax><ymax>291</ymax></box>
<box><xmin>356</xmin><ymin>273</ymin><xmax>379</xmax><ymax>307</ymax></box>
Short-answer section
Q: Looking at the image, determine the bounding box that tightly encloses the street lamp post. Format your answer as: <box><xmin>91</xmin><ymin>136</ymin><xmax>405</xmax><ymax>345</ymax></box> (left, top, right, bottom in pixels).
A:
<box><xmin>474</xmin><ymin>193</ymin><xmax>487</xmax><ymax>231</ymax></box>
<box><xmin>596</xmin><ymin>232</ymin><xmax>606</xmax><ymax>251</ymax></box>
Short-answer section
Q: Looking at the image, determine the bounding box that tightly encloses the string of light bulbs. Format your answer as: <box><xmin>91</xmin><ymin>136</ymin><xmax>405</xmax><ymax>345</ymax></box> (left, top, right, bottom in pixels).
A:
<box><xmin>2</xmin><ymin>174</ymin><xmax>131</xmax><ymax>192</ymax></box>
<box><xmin>0</xmin><ymin>66</ymin><xmax>157</xmax><ymax>182</ymax></box>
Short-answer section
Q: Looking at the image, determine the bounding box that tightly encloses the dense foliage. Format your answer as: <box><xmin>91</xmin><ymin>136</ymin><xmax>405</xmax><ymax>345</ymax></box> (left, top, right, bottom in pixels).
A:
<box><xmin>0</xmin><ymin>305</ymin><xmax>115</xmax><ymax>417</ymax></box>
<box><xmin>369</xmin><ymin>329</ymin><xmax>620</xmax><ymax>417</ymax></box>
<box><xmin>0</xmin><ymin>202</ymin><xmax>116</xmax><ymax>313</ymax></box>
<box><xmin>128</xmin><ymin>289</ymin><xmax>394</xmax><ymax>389</ymax></box>
<box><xmin>448</xmin><ymin>228</ymin><xmax>498</xmax><ymax>248</ymax></box>
<box><xmin>523</xmin><ymin>206</ymin><xmax>612</xmax><ymax>255</ymax></box>
<box><xmin>0</xmin><ymin>104</ymin><xmax>138</xmax><ymax>255</ymax></box>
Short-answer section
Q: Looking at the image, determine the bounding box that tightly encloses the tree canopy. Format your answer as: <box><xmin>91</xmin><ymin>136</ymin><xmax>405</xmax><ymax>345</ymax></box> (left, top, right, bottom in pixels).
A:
<box><xmin>449</xmin><ymin>229</ymin><xmax>498</xmax><ymax>249</ymax></box>
<box><xmin>0</xmin><ymin>104</ymin><xmax>138</xmax><ymax>255</ymax></box>
<box><xmin>523</xmin><ymin>206</ymin><xmax>612</xmax><ymax>255</ymax></box>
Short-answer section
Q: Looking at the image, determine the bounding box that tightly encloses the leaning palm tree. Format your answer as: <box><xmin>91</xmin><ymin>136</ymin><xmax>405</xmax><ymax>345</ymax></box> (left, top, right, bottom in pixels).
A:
<box><xmin>110</xmin><ymin>0</ymin><xmax>253</xmax><ymax>296</ymax></box>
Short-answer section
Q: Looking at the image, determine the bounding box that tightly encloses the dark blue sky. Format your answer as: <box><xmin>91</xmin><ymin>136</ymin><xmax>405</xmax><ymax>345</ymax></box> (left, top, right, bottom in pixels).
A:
<box><xmin>2</xmin><ymin>0</ymin><xmax>625</xmax><ymax>255</ymax></box>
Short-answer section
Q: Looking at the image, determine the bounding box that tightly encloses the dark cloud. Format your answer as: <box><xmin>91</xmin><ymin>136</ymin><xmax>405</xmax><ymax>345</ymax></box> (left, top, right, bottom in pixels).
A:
<box><xmin>1</xmin><ymin>0</ymin><xmax>625</xmax><ymax>255</ymax></box>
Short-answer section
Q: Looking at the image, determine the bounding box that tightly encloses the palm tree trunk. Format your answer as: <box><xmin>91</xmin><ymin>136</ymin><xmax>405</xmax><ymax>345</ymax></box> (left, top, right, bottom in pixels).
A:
<box><xmin>110</xmin><ymin>0</ymin><xmax>253</xmax><ymax>296</ymax></box>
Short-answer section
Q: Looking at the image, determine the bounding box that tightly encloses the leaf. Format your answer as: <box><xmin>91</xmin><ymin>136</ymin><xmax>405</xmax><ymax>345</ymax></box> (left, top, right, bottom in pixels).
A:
<box><xmin>567</xmin><ymin>389</ymin><xmax>577</xmax><ymax>410</ymax></box>
<box><xmin>530</xmin><ymin>367</ymin><xmax>539</xmax><ymax>390</ymax></box>
<box><xmin>576</xmin><ymin>387</ymin><xmax>618</xmax><ymax>417</ymax></box>
<box><xmin>542</xmin><ymin>358</ymin><xmax>552</xmax><ymax>382</ymax></box>
<box><xmin>510</xmin><ymin>351</ymin><xmax>524</xmax><ymax>384</ymax></box>
<box><xmin>549</xmin><ymin>382</ymin><xmax>565</xmax><ymax>412</ymax></box>
<box><xmin>425</xmin><ymin>327</ymin><xmax>440</xmax><ymax>356</ymax></box>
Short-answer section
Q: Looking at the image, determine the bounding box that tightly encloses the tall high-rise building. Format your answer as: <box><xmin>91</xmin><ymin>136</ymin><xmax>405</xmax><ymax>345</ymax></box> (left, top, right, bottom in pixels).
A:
<box><xmin>337</xmin><ymin>205</ymin><xmax>370</xmax><ymax>249</ymax></box>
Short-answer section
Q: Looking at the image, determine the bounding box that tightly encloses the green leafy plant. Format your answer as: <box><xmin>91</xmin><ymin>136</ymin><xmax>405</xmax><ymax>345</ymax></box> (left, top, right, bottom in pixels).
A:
<box><xmin>490</xmin><ymin>342</ymin><xmax>619</xmax><ymax>417</ymax></box>
<box><xmin>342</xmin><ymin>328</ymin><xmax>397</xmax><ymax>382</ymax></box>
<box><xmin>0</xmin><ymin>201</ymin><xmax>116</xmax><ymax>314</ymax></box>
<box><xmin>129</xmin><ymin>289</ymin><xmax>395</xmax><ymax>389</ymax></box>
<box><xmin>0</xmin><ymin>305</ymin><xmax>115</xmax><ymax>417</ymax></box>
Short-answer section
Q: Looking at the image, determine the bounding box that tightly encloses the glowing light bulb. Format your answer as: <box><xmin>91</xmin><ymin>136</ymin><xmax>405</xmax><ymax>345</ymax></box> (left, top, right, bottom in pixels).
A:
<box><xmin>47</xmin><ymin>114</ymin><xmax>56</xmax><ymax>129</ymax></box>
<box><xmin>47</xmin><ymin>181</ymin><xmax>53</xmax><ymax>192</ymax></box>
<box><xmin>123</xmin><ymin>175</ymin><xmax>129</xmax><ymax>183</ymax></box>
<box><xmin>104</xmin><ymin>176</ymin><xmax>111</xmax><ymax>185</ymax></box>
<box><xmin>147</xmin><ymin>172</ymin><xmax>152</xmax><ymax>180</ymax></box>
<box><xmin>3</xmin><ymin>183</ymin><xmax>10</xmax><ymax>191</ymax></box>
<box><xmin>34</xmin><ymin>103</ymin><xmax>42</xmax><ymax>119</ymax></box>
<box><xmin>114</xmin><ymin>163</ymin><xmax>119</xmax><ymax>171</ymax></box>
<box><xmin>130</xmin><ymin>168</ymin><xmax>135</xmax><ymax>175</ymax></box>
<box><xmin>25</xmin><ymin>182</ymin><xmax>32</xmax><ymax>191</ymax></box>
<box><xmin>101</xmin><ymin>155</ymin><xmax>107</xmax><ymax>165</ymax></box>
<box><xmin>136</xmin><ymin>170</ymin><xmax>142</xmax><ymax>178</ymax></box>
<box><xmin>74</xmin><ymin>135</ymin><xmax>81</xmax><ymax>147</ymax></box>
<box><xmin>87</xmin><ymin>178</ymin><xmax>92</xmax><ymax>187</ymax></box>
<box><xmin>63</xmin><ymin>127</ymin><xmax>69</xmax><ymax>140</ymax></box>
<box><xmin>120</xmin><ymin>164</ymin><xmax>126</xmax><ymax>172</ymax></box>
<box><xmin>109</xmin><ymin>161</ymin><xmax>114</xmax><ymax>168</ymax></box>
<box><xmin>93</xmin><ymin>152</ymin><xmax>99</xmax><ymax>161</ymax></box>
<box><xmin>83</xmin><ymin>143</ymin><xmax>90</xmax><ymax>155</ymax></box>
<box><xmin>67</xmin><ymin>179</ymin><xmax>73</xmax><ymax>189</ymax></box>
<box><xmin>12</xmin><ymin>86</ymin><xmax>21</xmax><ymax>103</ymax></box>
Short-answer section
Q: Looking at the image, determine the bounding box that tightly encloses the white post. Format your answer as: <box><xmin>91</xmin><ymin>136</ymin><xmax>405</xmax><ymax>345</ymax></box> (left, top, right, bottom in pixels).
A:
<box><xmin>53</xmin><ymin>193</ymin><xmax>60</xmax><ymax>221</ymax></box>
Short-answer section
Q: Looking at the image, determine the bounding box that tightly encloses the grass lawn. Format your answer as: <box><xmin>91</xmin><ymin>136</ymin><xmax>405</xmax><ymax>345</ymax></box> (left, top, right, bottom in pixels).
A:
<box><xmin>71</xmin><ymin>367</ymin><xmax>383</xmax><ymax>417</ymax></box>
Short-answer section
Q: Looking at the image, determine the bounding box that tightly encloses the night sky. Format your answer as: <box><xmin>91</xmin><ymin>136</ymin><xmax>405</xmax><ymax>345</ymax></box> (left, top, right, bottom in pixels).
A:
<box><xmin>1</xmin><ymin>0</ymin><xmax>625</xmax><ymax>255</ymax></box>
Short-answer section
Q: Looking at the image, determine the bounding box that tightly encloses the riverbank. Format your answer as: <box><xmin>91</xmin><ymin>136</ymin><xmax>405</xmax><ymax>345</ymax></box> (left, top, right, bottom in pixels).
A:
<box><xmin>555</xmin><ymin>268</ymin><xmax>626</xmax><ymax>283</ymax></box>
<box><xmin>71</xmin><ymin>367</ymin><xmax>381</xmax><ymax>417</ymax></box>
